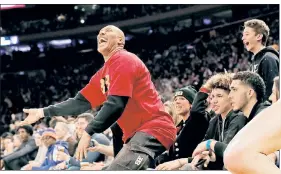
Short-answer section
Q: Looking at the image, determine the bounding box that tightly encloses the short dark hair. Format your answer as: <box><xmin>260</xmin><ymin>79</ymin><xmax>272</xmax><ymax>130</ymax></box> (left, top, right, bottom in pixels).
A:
<box><xmin>17</xmin><ymin>125</ymin><xmax>34</xmax><ymax>136</ymax></box>
<box><xmin>76</xmin><ymin>113</ymin><xmax>94</xmax><ymax>123</ymax></box>
<box><xmin>244</xmin><ymin>19</ymin><xmax>270</xmax><ymax>45</ymax></box>
<box><xmin>232</xmin><ymin>71</ymin><xmax>266</xmax><ymax>102</ymax></box>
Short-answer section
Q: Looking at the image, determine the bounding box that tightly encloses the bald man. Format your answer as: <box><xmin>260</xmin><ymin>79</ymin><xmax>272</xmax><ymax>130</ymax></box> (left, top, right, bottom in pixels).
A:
<box><xmin>20</xmin><ymin>25</ymin><xmax>177</xmax><ymax>170</ymax></box>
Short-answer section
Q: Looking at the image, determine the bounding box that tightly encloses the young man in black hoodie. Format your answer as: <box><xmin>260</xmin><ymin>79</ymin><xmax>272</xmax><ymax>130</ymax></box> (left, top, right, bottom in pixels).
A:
<box><xmin>223</xmin><ymin>77</ymin><xmax>281</xmax><ymax>174</ymax></box>
<box><xmin>190</xmin><ymin>71</ymin><xmax>269</xmax><ymax>168</ymax></box>
<box><xmin>177</xmin><ymin>73</ymin><xmax>247</xmax><ymax>170</ymax></box>
<box><xmin>229</xmin><ymin>71</ymin><xmax>269</xmax><ymax>122</ymax></box>
<box><xmin>242</xmin><ymin>19</ymin><xmax>279</xmax><ymax>99</ymax></box>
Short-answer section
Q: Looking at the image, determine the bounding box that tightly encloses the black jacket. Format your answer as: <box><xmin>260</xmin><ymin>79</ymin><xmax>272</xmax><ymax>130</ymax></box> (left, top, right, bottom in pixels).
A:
<box><xmin>249</xmin><ymin>47</ymin><xmax>279</xmax><ymax>99</ymax></box>
<box><xmin>213</xmin><ymin>101</ymin><xmax>270</xmax><ymax>159</ymax></box>
<box><xmin>2</xmin><ymin>137</ymin><xmax>38</xmax><ymax>170</ymax></box>
<box><xmin>203</xmin><ymin>111</ymin><xmax>247</xmax><ymax>170</ymax></box>
<box><xmin>248</xmin><ymin>101</ymin><xmax>271</xmax><ymax>123</ymax></box>
<box><xmin>156</xmin><ymin>91</ymin><xmax>210</xmax><ymax>165</ymax></box>
<box><xmin>203</xmin><ymin>111</ymin><xmax>247</xmax><ymax>144</ymax></box>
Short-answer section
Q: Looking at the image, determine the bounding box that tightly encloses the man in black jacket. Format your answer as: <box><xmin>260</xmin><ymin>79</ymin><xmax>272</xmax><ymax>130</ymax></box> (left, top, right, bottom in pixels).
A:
<box><xmin>224</xmin><ymin>100</ymin><xmax>281</xmax><ymax>174</ymax></box>
<box><xmin>0</xmin><ymin>125</ymin><xmax>38</xmax><ymax>170</ymax></box>
<box><xmin>178</xmin><ymin>73</ymin><xmax>247</xmax><ymax>170</ymax></box>
<box><xmin>229</xmin><ymin>71</ymin><xmax>270</xmax><ymax>122</ymax></box>
<box><xmin>189</xmin><ymin>71</ymin><xmax>270</xmax><ymax>169</ymax></box>
<box><xmin>155</xmin><ymin>86</ymin><xmax>210</xmax><ymax>170</ymax></box>
<box><xmin>242</xmin><ymin>19</ymin><xmax>279</xmax><ymax>99</ymax></box>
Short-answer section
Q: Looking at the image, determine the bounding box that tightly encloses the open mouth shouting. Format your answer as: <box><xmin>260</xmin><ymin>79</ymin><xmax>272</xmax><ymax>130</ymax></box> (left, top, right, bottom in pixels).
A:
<box><xmin>244</xmin><ymin>41</ymin><xmax>250</xmax><ymax>49</ymax></box>
<box><xmin>99</xmin><ymin>38</ymin><xmax>107</xmax><ymax>45</ymax></box>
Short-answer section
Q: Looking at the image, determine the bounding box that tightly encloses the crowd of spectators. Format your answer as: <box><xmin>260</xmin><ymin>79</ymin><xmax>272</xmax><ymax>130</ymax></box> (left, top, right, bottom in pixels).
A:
<box><xmin>1</xmin><ymin>11</ymin><xmax>279</xmax><ymax>128</ymax></box>
<box><xmin>0</xmin><ymin>5</ymin><xmax>279</xmax><ymax>171</ymax></box>
<box><xmin>1</xmin><ymin>4</ymin><xmax>193</xmax><ymax>36</ymax></box>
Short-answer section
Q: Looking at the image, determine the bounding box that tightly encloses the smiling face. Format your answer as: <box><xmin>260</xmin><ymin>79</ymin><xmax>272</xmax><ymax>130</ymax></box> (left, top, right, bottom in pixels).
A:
<box><xmin>242</xmin><ymin>19</ymin><xmax>269</xmax><ymax>53</ymax></box>
<box><xmin>242</xmin><ymin>27</ymin><xmax>262</xmax><ymax>52</ymax></box>
<box><xmin>173</xmin><ymin>96</ymin><xmax>191</xmax><ymax>117</ymax></box>
<box><xmin>97</xmin><ymin>25</ymin><xmax>125</xmax><ymax>57</ymax></box>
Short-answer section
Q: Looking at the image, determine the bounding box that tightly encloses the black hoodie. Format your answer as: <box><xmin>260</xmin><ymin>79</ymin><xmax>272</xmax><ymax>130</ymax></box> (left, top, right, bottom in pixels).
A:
<box><xmin>213</xmin><ymin>101</ymin><xmax>271</xmax><ymax>159</ymax></box>
<box><xmin>249</xmin><ymin>47</ymin><xmax>279</xmax><ymax>99</ymax></box>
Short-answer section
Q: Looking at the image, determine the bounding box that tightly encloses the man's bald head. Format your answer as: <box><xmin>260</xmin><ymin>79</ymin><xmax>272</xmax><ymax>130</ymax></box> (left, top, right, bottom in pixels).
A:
<box><xmin>97</xmin><ymin>25</ymin><xmax>126</xmax><ymax>58</ymax></box>
<box><xmin>107</xmin><ymin>25</ymin><xmax>125</xmax><ymax>46</ymax></box>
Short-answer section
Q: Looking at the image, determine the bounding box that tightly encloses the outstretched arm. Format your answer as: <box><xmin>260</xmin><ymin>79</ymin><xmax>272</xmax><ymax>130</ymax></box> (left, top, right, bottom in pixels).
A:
<box><xmin>21</xmin><ymin>92</ymin><xmax>93</xmax><ymax>125</ymax></box>
<box><xmin>21</xmin><ymin>71</ymin><xmax>106</xmax><ymax>125</ymax></box>
<box><xmin>43</xmin><ymin>92</ymin><xmax>91</xmax><ymax>117</ymax></box>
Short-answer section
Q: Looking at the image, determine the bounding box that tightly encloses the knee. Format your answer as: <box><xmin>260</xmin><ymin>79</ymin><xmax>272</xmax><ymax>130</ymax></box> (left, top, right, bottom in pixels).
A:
<box><xmin>224</xmin><ymin>146</ymin><xmax>246</xmax><ymax>172</ymax></box>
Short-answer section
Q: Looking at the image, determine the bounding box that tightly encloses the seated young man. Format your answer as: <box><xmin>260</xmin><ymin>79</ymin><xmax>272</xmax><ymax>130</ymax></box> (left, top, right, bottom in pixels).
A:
<box><xmin>155</xmin><ymin>86</ymin><xmax>210</xmax><ymax>170</ymax></box>
<box><xmin>0</xmin><ymin>125</ymin><xmax>38</xmax><ymax>170</ymax></box>
<box><xmin>161</xmin><ymin>73</ymin><xmax>248</xmax><ymax>170</ymax></box>
<box><xmin>187</xmin><ymin>71</ymin><xmax>270</xmax><ymax>170</ymax></box>
<box><xmin>54</xmin><ymin>113</ymin><xmax>110</xmax><ymax>170</ymax></box>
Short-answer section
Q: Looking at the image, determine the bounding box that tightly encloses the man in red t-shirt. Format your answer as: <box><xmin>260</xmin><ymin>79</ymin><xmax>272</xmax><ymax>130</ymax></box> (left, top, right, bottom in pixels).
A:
<box><xmin>20</xmin><ymin>25</ymin><xmax>177</xmax><ymax>170</ymax></box>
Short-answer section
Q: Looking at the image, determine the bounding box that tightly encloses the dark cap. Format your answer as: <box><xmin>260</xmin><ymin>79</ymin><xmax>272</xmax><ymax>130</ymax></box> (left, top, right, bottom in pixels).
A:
<box><xmin>174</xmin><ymin>86</ymin><xmax>197</xmax><ymax>104</ymax></box>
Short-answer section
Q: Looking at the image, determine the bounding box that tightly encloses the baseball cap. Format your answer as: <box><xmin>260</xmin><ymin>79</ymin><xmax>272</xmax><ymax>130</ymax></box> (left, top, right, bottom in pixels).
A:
<box><xmin>42</xmin><ymin>128</ymin><xmax>57</xmax><ymax>140</ymax></box>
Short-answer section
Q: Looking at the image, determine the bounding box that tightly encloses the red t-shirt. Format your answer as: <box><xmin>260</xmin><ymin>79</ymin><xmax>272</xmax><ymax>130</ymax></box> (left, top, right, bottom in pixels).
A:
<box><xmin>80</xmin><ymin>50</ymin><xmax>176</xmax><ymax>150</ymax></box>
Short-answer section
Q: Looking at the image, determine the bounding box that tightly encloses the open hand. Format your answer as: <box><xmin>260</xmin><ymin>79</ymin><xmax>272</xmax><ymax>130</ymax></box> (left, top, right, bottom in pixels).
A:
<box><xmin>20</xmin><ymin>108</ymin><xmax>44</xmax><ymax>126</ymax></box>
<box><xmin>75</xmin><ymin>131</ymin><xmax>91</xmax><ymax>161</ymax></box>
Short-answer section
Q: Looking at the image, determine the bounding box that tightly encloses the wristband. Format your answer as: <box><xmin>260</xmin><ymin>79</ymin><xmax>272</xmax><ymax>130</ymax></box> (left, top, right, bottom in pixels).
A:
<box><xmin>206</xmin><ymin>140</ymin><xmax>211</xmax><ymax>150</ymax></box>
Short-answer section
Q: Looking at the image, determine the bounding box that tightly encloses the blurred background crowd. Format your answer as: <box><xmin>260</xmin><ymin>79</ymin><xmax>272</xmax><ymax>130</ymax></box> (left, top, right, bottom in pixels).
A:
<box><xmin>0</xmin><ymin>4</ymin><xmax>279</xmax><ymax>171</ymax></box>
